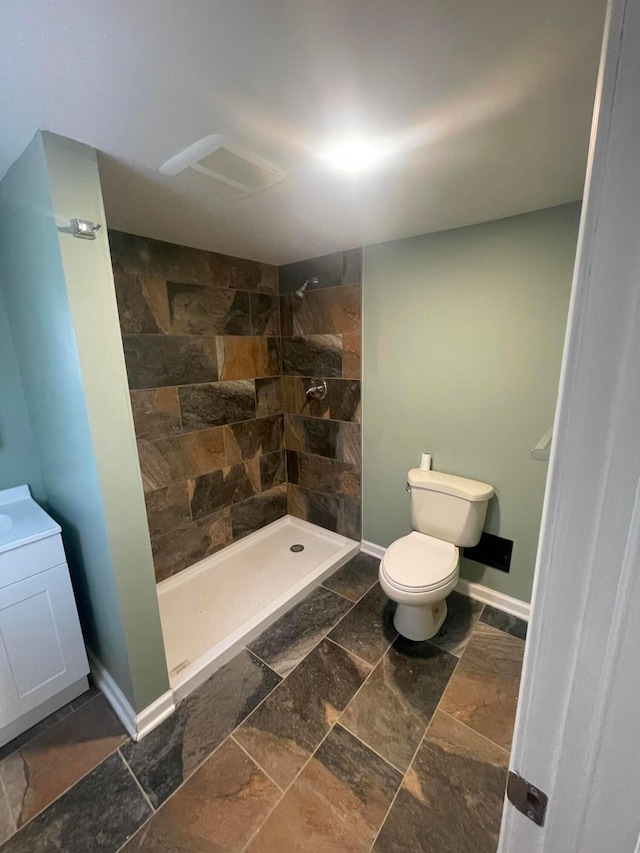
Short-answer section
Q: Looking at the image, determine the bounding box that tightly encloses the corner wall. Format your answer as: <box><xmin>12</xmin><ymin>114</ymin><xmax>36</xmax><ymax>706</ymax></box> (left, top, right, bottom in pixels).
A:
<box><xmin>362</xmin><ymin>203</ymin><xmax>580</xmax><ymax>603</ymax></box>
<box><xmin>279</xmin><ymin>250</ymin><xmax>363</xmax><ymax>539</ymax></box>
<box><xmin>0</xmin><ymin>132</ymin><xmax>169</xmax><ymax>712</ymax></box>
<box><xmin>0</xmin><ymin>288</ymin><xmax>43</xmax><ymax>499</ymax></box>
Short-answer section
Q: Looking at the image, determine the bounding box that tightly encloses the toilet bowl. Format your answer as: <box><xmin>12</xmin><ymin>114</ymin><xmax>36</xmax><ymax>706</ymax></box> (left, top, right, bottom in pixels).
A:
<box><xmin>381</xmin><ymin>465</ymin><xmax>493</xmax><ymax>642</ymax></box>
<box><xmin>379</xmin><ymin>532</ymin><xmax>460</xmax><ymax>640</ymax></box>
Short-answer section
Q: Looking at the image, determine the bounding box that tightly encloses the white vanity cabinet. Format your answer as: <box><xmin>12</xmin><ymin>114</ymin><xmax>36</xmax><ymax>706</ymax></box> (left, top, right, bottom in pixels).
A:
<box><xmin>0</xmin><ymin>486</ymin><xmax>89</xmax><ymax>747</ymax></box>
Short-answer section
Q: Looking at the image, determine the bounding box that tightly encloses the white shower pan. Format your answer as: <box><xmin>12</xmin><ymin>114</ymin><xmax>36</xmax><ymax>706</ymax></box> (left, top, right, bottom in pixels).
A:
<box><xmin>157</xmin><ymin>515</ymin><xmax>359</xmax><ymax>700</ymax></box>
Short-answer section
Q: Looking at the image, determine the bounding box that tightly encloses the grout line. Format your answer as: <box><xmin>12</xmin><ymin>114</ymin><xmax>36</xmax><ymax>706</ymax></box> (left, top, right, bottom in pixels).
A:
<box><xmin>365</xmin><ymin>618</ymin><xmax>482</xmax><ymax>851</ymax></box>
<box><xmin>0</xmin><ymin>772</ymin><xmax>17</xmax><ymax>838</ymax></box>
<box><xmin>319</xmin><ymin>582</ymin><xmax>356</xmax><ymax>603</ymax></box>
<box><xmin>323</xmin><ymin>636</ymin><xmax>376</xmax><ymax>672</ymax></box>
<box><xmin>367</xmin><ymin>708</ymin><xmax>440</xmax><ymax>853</ymax></box>
<box><xmin>113</xmin><ymin>737</ymin><xmax>237</xmax><ymax>852</ymax></box>
<box><xmin>320</xmin><ymin>572</ymin><xmax>378</xmax><ymax>606</ymax></box>
<box><xmin>243</xmin><ymin>647</ymin><xmax>284</xmax><ymax>678</ymax></box>
<box><xmin>230</xmin><ymin>735</ymin><xmax>286</xmax><ymax>793</ymax></box>
<box><xmin>2</xmin><ymin>738</ymin><xmax>127</xmax><ymax>843</ymax></box>
<box><xmin>239</xmin><ymin>714</ymin><xmax>342</xmax><ymax>853</ymax></box>
<box><xmin>436</xmin><ymin>709</ymin><xmax>512</xmax><ymax>758</ymax></box>
<box><xmin>243</xmin><ymin>593</ymin><xmax>356</xmax><ymax>682</ymax></box>
<box><xmin>337</xmin><ymin>720</ymin><xmax>406</xmax><ymax>778</ymax></box>
<box><xmin>118</xmin><ymin>749</ymin><xmax>156</xmax><ymax>814</ymax></box>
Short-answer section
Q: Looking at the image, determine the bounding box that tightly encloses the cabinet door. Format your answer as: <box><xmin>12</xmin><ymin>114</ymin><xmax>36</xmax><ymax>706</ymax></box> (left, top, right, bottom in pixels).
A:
<box><xmin>0</xmin><ymin>564</ymin><xmax>89</xmax><ymax>725</ymax></box>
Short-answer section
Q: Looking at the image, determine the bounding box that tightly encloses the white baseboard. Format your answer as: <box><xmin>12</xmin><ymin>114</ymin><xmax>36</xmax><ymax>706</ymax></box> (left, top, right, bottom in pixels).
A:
<box><xmin>454</xmin><ymin>577</ymin><xmax>530</xmax><ymax>620</ymax></box>
<box><xmin>88</xmin><ymin>650</ymin><xmax>175</xmax><ymax>741</ymax></box>
<box><xmin>359</xmin><ymin>540</ymin><xmax>530</xmax><ymax>621</ymax></box>
<box><xmin>360</xmin><ymin>539</ymin><xmax>386</xmax><ymax>559</ymax></box>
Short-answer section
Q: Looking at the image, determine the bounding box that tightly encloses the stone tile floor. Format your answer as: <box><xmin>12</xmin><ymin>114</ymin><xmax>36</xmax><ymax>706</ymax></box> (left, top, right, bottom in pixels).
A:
<box><xmin>0</xmin><ymin>552</ymin><xmax>526</xmax><ymax>852</ymax></box>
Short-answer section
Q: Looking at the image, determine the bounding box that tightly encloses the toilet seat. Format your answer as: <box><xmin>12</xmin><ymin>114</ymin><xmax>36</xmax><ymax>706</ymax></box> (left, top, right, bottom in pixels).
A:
<box><xmin>381</xmin><ymin>532</ymin><xmax>459</xmax><ymax>593</ymax></box>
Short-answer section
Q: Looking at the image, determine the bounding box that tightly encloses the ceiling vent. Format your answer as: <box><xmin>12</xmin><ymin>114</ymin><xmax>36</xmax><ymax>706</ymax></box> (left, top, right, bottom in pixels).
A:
<box><xmin>159</xmin><ymin>134</ymin><xmax>286</xmax><ymax>197</ymax></box>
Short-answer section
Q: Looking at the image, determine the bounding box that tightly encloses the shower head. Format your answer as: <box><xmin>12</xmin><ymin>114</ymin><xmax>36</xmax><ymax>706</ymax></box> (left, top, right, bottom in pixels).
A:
<box><xmin>294</xmin><ymin>276</ymin><xmax>319</xmax><ymax>299</ymax></box>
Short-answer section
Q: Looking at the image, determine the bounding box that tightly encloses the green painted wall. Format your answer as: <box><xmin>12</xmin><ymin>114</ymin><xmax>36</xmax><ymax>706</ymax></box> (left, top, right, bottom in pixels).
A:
<box><xmin>362</xmin><ymin>203</ymin><xmax>580</xmax><ymax>603</ymax></box>
<box><xmin>0</xmin><ymin>132</ymin><xmax>169</xmax><ymax>711</ymax></box>
<box><xmin>0</xmin><ymin>288</ymin><xmax>44</xmax><ymax>498</ymax></box>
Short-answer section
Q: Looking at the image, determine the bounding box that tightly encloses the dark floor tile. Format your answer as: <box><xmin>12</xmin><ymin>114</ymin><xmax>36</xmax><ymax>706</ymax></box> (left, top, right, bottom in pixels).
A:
<box><xmin>480</xmin><ymin>604</ymin><xmax>528</xmax><ymax>641</ymax></box>
<box><xmin>236</xmin><ymin>640</ymin><xmax>370</xmax><ymax>789</ymax></box>
<box><xmin>440</xmin><ymin>621</ymin><xmax>525</xmax><ymax>751</ymax></box>
<box><xmin>281</xmin><ymin>334</ymin><xmax>343</xmax><ymax>377</ymax></box>
<box><xmin>248</xmin><ymin>586</ymin><xmax>352</xmax><ymax>677</ymax></box>
<box><xmin>0</xmin><ymin>699</ymin><xmax>77</xmax><ymax>763</ymax></box>
<box><xmin>0</xmin><ymin>788</ymin><xmax>13</xmax><ymax>846</ymax></box>
<box><xmin>0</xmin><ymin>752</ymin><xmax>151</xmax><ymax>853</ymax></box>
<box><xmin>328</xmin><ymin>583</ymin><xmax>396</xmax><ymax>666</ymax></box>
<box><xmin>121</xmin><ymin>650</ymin><xmax>280</xmax><ymax>807</ymax></box>
<box><xmin>374</xmin><ymin>710</ymin><xmax>508</xmax><ymax>853</ymax></box>
<box><xmin>248</xmin><ymin>724</ymin><xmax>400</xmax><ymax>852</ymax></box>
<box><xmin>322</xmin><ymin>552</ymin><xmax>380</xmax><ymax>603</ymax></box>
<box><xmin>230</xmin><ymin>484</ymin><xmax>288</xmax><ymax>540</ymax></box>
<box><xmin>0</xmin><ymin>696</ymin><xmax>127</xmax><ymax>830</ymax></box>
<box><xmin>122</xmin><ymin>739</ymin><xmax>280</xmax><ymax>851</ymax></box>
<box><xmin>123</xmin><ymin>335</ymin><xmax>218</xmax><ymax>390</ymax></box>
<box><xmin>341</xmin><ymin>640</ymin><xmax>458</xmax><ymax>772</ymax></box>
<box><xmin>425</xmin><ymin>591</ymin><xmax>485</xmax><ymax>657</ymax></box>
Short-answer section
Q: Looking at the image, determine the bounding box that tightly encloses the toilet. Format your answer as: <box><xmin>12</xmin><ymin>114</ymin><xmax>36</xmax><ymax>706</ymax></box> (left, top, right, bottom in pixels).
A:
<box><xmin>379</xmin><ymin>467</ymin><xmax>494</xmax><ymax>641</ymax></box>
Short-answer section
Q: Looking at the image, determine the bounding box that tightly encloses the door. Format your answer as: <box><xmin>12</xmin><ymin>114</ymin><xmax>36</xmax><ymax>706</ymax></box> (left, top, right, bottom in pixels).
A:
<box><xmin>0</xmin><ymin>564</ymin><xmax>89</xmax><ymax>724</ymax></box>
<box><xmin>499</xmin><ymin>0</ymin><xmax>640</xmax><ymax>849</ymax></box>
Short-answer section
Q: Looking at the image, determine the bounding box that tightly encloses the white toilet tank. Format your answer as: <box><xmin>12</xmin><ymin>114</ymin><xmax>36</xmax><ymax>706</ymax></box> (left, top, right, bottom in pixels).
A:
<box><xmin>407</xmin><ymin>469</ymin><xmax>494</xmax><ymax>547</ymax></box>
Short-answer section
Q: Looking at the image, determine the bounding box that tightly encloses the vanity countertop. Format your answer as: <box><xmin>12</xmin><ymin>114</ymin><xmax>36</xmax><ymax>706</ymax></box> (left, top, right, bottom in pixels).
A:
<box><xmin>0</xmin><ymin>485</ymin><xmax>60</xmax><ymax>555</ymax></box>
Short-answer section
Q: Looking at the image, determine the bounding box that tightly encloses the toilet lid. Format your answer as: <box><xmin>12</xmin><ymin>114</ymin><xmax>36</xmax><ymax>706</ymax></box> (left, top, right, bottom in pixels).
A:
<box><xmin>382</xmin><ymin>532</ymin><xmax>459</xmax><ymax>591</ymax></box>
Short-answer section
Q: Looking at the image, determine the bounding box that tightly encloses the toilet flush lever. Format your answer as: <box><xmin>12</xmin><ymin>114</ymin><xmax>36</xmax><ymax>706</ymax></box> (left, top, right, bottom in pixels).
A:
<box><xmin>406</xmin><ymin>482</ymin><xmax>411</xmax><ymax>492</ymax></box>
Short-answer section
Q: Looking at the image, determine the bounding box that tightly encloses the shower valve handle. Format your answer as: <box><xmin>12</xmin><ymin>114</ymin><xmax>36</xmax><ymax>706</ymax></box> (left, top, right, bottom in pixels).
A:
<box><xmin>305</xmin><ymin>379</ymin><xmax>328</xmax><ymax>401</ymax></box>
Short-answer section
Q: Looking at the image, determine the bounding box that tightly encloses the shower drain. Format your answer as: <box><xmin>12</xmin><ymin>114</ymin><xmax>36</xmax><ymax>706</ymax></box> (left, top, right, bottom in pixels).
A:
<box><xmin>290</xmin><ymin>544</ymin><xmax>305</xmax><ymax>553</ymax></box>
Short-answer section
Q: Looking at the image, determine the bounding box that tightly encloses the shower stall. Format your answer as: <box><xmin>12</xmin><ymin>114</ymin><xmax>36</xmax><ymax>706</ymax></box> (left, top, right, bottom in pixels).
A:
<box><xmin>110</xmin><ymin>230</ymin><xmax>363</xmax><ymax>697</ymax></box>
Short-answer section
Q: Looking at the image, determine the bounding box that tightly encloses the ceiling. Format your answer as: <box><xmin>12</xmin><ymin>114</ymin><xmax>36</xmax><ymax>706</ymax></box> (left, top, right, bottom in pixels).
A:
<box><xmin>0</xmin><ymin>0</ymin><xmax>606</xmax><ymax>264</ymax></box>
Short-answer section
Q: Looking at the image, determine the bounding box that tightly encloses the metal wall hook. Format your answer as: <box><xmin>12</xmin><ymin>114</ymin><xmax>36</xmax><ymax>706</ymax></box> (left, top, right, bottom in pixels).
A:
<box><xmin>70</xmin><ymin>218</ymin><xmax>101</xmax><ymax>240</ymax></box>
<box><xmin>305</xmin><ymin>378</ymin><xmax>327</xmax><ymax>401</ymax></box>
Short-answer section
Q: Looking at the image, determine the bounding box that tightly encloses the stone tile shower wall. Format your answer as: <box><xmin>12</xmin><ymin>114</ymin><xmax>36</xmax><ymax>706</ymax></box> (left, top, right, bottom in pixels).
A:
<box><xmin>110</xmin><ymin>231</ymin><xmax>286</xmax><ymax>583</ymax></box>
<box><xmin>279</xmin><ymin>249</ymin><xmax>362</xmax><ymax>539</ymax></box>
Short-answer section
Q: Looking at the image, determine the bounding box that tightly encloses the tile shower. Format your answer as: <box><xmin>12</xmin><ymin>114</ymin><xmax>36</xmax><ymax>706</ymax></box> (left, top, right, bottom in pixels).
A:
<box><xmin>111</xmin><ymin>231</ymin><xmax>363</xmax><ymax>584</ymax></box>
<box><xmin>110</xmin><ymin>230</ymin><xmax>363</xmax><ymax>694</ymax></box>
